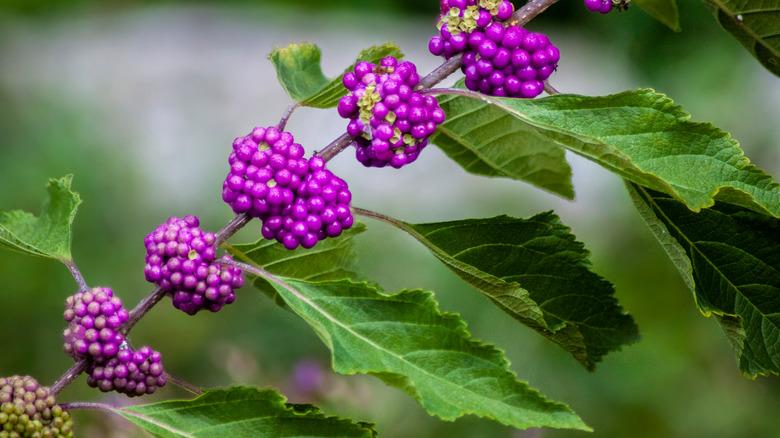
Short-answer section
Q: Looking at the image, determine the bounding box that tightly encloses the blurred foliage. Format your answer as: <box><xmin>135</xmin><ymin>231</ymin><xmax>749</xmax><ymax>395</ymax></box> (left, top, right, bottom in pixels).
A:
<box><xmin>0</xmin><ymin>1</ymin><xmax>779</xmax><ymax>437</ymax></box>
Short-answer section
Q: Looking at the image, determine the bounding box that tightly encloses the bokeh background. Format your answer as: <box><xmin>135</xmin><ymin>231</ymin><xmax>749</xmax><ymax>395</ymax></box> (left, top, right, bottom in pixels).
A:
<box><xmin>1</xmin><ymin>1</ymin><xmax>779</xmax><ymax>437</ymax></box>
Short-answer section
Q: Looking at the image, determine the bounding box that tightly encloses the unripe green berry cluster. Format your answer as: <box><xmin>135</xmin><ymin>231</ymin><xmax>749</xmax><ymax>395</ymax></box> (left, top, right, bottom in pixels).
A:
<box><xmin>0</xmin><ymin>377</ymin><xmax>73</xmax><ymax>438</ymax></box>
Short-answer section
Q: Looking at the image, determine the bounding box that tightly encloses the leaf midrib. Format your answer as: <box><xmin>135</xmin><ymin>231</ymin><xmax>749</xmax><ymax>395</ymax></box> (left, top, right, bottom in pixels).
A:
<box><xmin>273</xmin><ymin>277</ymin><xmax>548</xmax><ymax>420</ymax></box>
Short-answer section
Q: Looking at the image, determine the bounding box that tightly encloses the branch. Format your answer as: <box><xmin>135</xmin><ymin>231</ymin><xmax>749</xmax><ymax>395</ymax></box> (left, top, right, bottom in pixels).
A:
<box><xmin>63</xmin><ymin>260</ymin><xmax>88</xmax><ymax>292</ymax></box>
<box><xmin>514</xmin><ymin>0</ymin><xmax>559</xmax><ymax>26</ymax></box>
<box><xmin>278</xmin><ymin>103</ymin><xmax>300</xmax><ymax>131</ymax></box>
<box><xmin>316</xmin><ymin>133</ymin><xmax>354</xmax><ymax>162</ymax></box>
<box><xmin>48</xmin><ymin>0</ymin><xmax>561</xmax><ymax>402</ymax></box>
<box><xmin>317</xmin><ymin>0</ymin><xmax>559</xmax><ymax>162</ymax></box>
<box><xmin>51</xmin><ymin>360</ymin><xmax>88</xmax><ymax>395</ymax></box>
<box><xmin>60</xmin><ymin>401</ymin><xmax>118</xmax><ymax>412</ymax></box>
<box><xmin>53</xmin><ymin>214</ymin><xmax>252</xmax><ymax>395</ymax></box>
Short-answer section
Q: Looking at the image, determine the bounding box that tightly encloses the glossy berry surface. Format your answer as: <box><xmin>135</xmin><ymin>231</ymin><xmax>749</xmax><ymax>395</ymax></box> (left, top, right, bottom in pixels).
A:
<box><xmin>63</xmin><ymin>287</ymin><xmax>128</xmax><ymax>363</ymax></box>
<box><xmin>87</xmin><ymin>346</ymin><xmax>166</xmax><ymax>397</ymax></box>
<box><xmin>429</xmin><ymin>0</ymin><xmax>515</xmax><ymax>59</ymax></box>
<box><xmin>144</xmin><ymin>216</ymin><xmax>243</xmax><ymax>315</ymax></box>
<box><xmin>338</xmin><ymin>57</ymin><xmax>446</xmax><ymax>168</ymax></box>
<box><xmin>584</xmin><ymin>0</ymin><xmax>613</xmax><ymax>13</ymax></box>
<box><xmin>144</xmin><ymin>215</ymin><xmax>216</xmax><ymax>284</ymax></box>
<box><xmin>262</xmin><ymin>157</ymin><xmax>354</xmax><ymax>250</ymax></box>
<box><xmin>222</xmin><ymin>126</ymin><xmax>308</xmax><ymax>217</ymax></box>
<box><xmin>169</xmin><ymin>255</ymin><xmax>244</xmax><ymax>315</ymax></box>
<box><xmin>0</xmin><ymin>376</ymin><xmax>74</xmax><ymax>438</ymax></box>
<box><xmin>461</xmin><ymin>22</ymin><xmax>559</xmax><ymax>98</ymax></box>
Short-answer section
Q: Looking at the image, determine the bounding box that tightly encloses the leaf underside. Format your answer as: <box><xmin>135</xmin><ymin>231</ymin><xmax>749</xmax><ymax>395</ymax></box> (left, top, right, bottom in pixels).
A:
<box><xmin>268</xmin><ymin>42</ymin><xmax>403</xmax><ymax>108</ymax></box>
<box><xmin>704</xmin><ymin>0</ymin><xmax>780</xmax><ymax>77</ymax></box>
<box><xmin>432</xmin><ymin>93</ymin><xmax>575</xmax><ymax>200</ymax></box>
<box><xmin>401</xmin><ymin>213</ymin><xmax>639</xmax><ymax>370</ymax></box>
<box><xmin>0</xmin><ymin>175</ymin><xmax>81</xmax><ymax>261</ymax></box>
<box><xmin>628</xmin><ymin>183</ymin><xmax>780</xmax><ymax>377</ymax></box>
<box><xmin>120</xmin><ymin>386</ymin><xmax>376</xmax><ymax>438</ymax></box>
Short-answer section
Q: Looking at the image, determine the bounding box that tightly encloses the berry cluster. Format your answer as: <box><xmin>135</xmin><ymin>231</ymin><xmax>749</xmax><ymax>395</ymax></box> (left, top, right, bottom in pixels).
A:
<box><xmin>584</xmin><ymin>0</ymin><xmax>630</xmax><ymax>13</ymax></box>
<box><xmin>144</xmin><ymin>215</ymin><xmax>244</xmax><ymax>315</ymax></box>
<box><xmin>62</xmin><ymin>287</ymin><xmax>129</xmax><ymax>363</ymax></box>
<box><xmin>0</xmin><ymin>376</ymin><xmax>73</xmax><ymax>438</ymax></box>
<box><xmin>429</xmin><ymin>0</ymin><xmax>515</xmax><ymax>59</ymax></box>
<box><xmin>223</xmin><ymin>127</ymin><xmax>355</xmax><ymax>249</ymax></box>
<box><xmin>338</xmin><ymin>57</ymin><xmax>446</xmax><ymax>168</ymax></box>
<box><xmin>261</xmin><ymin>157</ymin><xmax>354</xmax><ymax>249</ymax></box>
<box><xmin>222</xmin><ymin>127</ymin><xmax>308</xmax><ymax>218</ymax></box>
<box><xmin>87</xmin><ymin>347</ymin><xmax>166</xmax><ymax>397</ymax></box>
<box><xmin>461</xmin><ymin>22</ymin><xmax>559</xmax><ymax>98</ymax></box>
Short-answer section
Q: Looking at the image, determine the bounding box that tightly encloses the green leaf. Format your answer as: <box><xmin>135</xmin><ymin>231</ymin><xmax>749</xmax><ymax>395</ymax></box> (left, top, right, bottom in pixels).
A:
<box><xmin>257</xmin><ymin>275</ymin><xmax>590</xmax><ymax>431</ymax></box>
<box><xmin>634</xmin><ymin>0</ymin><xmax>681</xmax><ymax>31</ymax></box>
<box><xmin>704</xmin><ymin>0</ymin><xmax>780</xmax><ymax>77</ymax></box>
<box><xmin>445</xmin><ymin>89</ymin><xmax>780</xmax><ymax>217</ymax></box>
<box><xmin>628</xmin><ymin>182</ymin><xmax>780</xmax><ymax>377</ymax></box>
<box><xmin>432</xmin><ymin>90</ymin><xmax>574</xmax><ymax>200</ymax></box>
<box><xmin>269</xmin><ymin>42</ymin><xmax>403</xmax><ymax>108</ymax></box>
<box><xmin>224</xmin><ymin>224</ymin><xmax>365</xmax><ymax>304</ymax></box>
<box><xmin>364</xmin><ymin>211</ymin><xmax>639</xmax><ymax>370</ymax></box>
<box><xmin>0</xmin><ymin>175</ymin><xmax>81</xmax><ymax>261</ymax></box>
<box><xmin>119</xmin><ymin>386</ymin><xmax>375</xmax><ymax>437</ymax></box>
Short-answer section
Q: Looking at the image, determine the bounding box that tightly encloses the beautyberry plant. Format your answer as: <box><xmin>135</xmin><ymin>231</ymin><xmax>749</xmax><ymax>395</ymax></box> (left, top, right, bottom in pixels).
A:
<box><xmin>2</xmin><ymin>0</ymin><xmax>779</xmax><ymax>436</ymax></box>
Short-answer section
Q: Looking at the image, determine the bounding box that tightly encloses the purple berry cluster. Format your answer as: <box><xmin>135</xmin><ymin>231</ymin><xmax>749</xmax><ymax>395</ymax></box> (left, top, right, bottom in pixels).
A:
<box><xmin>461</xmin><ymin>22</ymin><xmax>559</xmax><ymax>98</ymax></box>
<box><xmin>144</xmin><ymin>216</ymin><xmax>244</xmax><ymax>315</ymax></box>
<box><xmin>0</xmin><ymin>376</ymin><xmax>73</xmax><ymax>438</ymax></box>
<box><xmin>262</xmin><ymin>157</ymin><xmax>354</xmax><ymax>249</ymax></box>
<box><xmin>429</xmin><ymin>0</ymin><xmax>515</xmax><ymax>59</ymax></box>
<box><xmin>63</xmin><ymin>287</ymin><xmax>129</xmax><ymax>362</ymax></box>
<box><xmin>584</xmin><ymin>0</ymin><xmax>628</xmax><ymax>13</ymax></box>
<box><xmin>338</xmin><ymin>57</ymin><xmax>446</xmax><ymax>168</ymax></box>
<box><xmin>87</xmin><ymin>347</ymin><xmax>166</xmax><ymax>397</ymax></box>
<box><xmin>222</xmin><ymin>126</ymin><xmax>308</xmax><ymax>218</ymax></box>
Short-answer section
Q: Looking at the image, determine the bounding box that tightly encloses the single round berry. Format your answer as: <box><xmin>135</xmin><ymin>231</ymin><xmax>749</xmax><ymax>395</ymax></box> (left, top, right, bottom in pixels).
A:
<box><xmin>144</xmin><ymin>216</ymin><xmax>244</xmax><ymax>315</ymax></box>
<box><xmin>262</xmin><ymin>157</ymin><xmax>354</xmax><ymax>249</ymax></box>
<box><xmin>461</xmin><ymin>23</ymin><xmax>558</xmax><ymax>98</ymax></box>
<box><xmin>222</xmin><ymin>126</ymin><xmax>308</xmax><ymax>217</ymax></box>
<box><xmin>430</xmin><ymin>0</ymin><xmax>516</xmax><ymax>59</ymax></box>
<box><xmin>584</xmin><ymin>0</ymin><xmax>629</xmax><ymax>13</ymax></box>
<box><xmin>63</xmin><ymin>287</ymin><xmax>128</xmax><ymax>363</ymax></box>
<box><xmin>338</xmin><ymin>57</ymin><xmax>446</xmax><ymax>168</ymax></box>
<box><xmin>87</xmin><ymin>346</ymin><xmax>166</xmax><ymax>397</ymax></box>
<box><xmin>584</xmin><ymin>0</ymin><xmax>612</xmax><ymax>13</ymax></box>
<box><xmin>169</xmin><ymin>255</ymin><xmax>244</xmax><ymax>315</ymax></box>
<box><xmin>0</xmin><ymin>376</ymin><xmax>74</xmax><ymax>438</ymax></box>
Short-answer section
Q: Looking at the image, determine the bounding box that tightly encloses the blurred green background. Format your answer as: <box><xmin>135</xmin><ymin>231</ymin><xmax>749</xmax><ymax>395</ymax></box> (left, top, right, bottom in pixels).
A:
<box><xmin>1</xmin><ymin>1</ymin><xmax>779</xmax><ymax>437</ymax></box>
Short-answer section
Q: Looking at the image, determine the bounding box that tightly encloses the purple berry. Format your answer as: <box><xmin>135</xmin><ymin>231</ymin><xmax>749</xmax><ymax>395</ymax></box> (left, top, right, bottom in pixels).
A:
<box><xmin>87</xmin><ymin>346</ymin><xmax>167</xmax><ymax>397</ymax></box>
<box><xmin>429</xmin><ymin>0</ymin><xmax>517</xmax><ymax>59</ymax></box>
<box><xmin>459</xmin><ymin>23</ymin><xmax>558</xmax><ymax>99</ymax></box>
<box><xmin>63</xmin><ymin>287</ymin><xmax>128</xmax><ymax>363</ymax></box>
<box><xmin>584</xmin><ymin>0</ymin><xmax>628</xmax><ymax>13</ymax></box>
<box><xmin>144</xmin><ymin>216</ymin><xmax>243</xmax><ymax>315</ymax></box>
<box><xmin>223</xmin><ymin>126</ymin><xmax>307</xmax><ymax>218</ymax></box>
<box><xmin>339</xmin><ymin>57</ymin><xmax>446</xmax><ymax>168</ymax></box>
<box><xmin>261</xmin><ymin>158</ymin><xmax>354</xmax><ymax>249</ymax></box>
